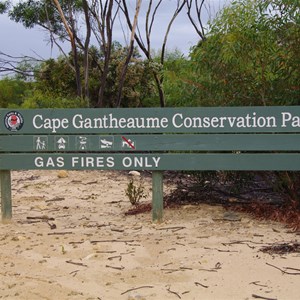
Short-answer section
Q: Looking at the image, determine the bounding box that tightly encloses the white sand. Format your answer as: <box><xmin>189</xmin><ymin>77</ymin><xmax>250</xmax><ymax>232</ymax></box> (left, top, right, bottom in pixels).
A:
<box><xmin>0</xmin><ymin>170</ymin><xmax>299</xmax><ymax>300</ymax></box>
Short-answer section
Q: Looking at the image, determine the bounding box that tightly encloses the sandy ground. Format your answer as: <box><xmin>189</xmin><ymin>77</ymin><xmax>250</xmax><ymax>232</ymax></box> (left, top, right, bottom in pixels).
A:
<box><xmin>0</xmin><ymin>170</ymin><xmax>299</xmax><ymax>300</ymax></box>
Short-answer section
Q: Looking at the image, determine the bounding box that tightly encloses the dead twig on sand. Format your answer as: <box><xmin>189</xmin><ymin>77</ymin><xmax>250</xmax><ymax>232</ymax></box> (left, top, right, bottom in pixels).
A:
<box><xmin>66</xmin><ymin>260</ymin><xmax>88</xmax><ymax>267</ymax></box>
<box><xmin>157</xmin><ymin>226</ymin><xmax>186</xmax><ymax>232</ymax></box>
<box><xmin>266</xmin><ymin>263</ymin><xmax>300</xmax><ymax>275</ymax></box>
<box><xmin>27</xmin><ymin>216</ymin><xmax>54</xmax><ymax>221</ymax></box>
<box><xmin>222</xmin><ymin>240</ymin><xmax>266</xmax><ymax>246</ymax></box>
<box><xmin>203</xmin><ymin>246</ymin><xmax>238</xmax><ymax>253</ymax></box>
<box><xmin>105</xmin><ymin>265</ymin><xmax>124</xmax><ymax>270</ymax></box>
<box><xmin>108</xmin><ymin>255</ymin><xmax>122</xmax><ymax>261</ymax></box>
<box><xmin>252</xmin><ymin>294</ymin><xmax>277</xmax><ymax>300</ymax></box>
<box><xmin>166</xmin><ymin>286</ymin><xmax>181</xmax><ymax>299</ymax></box>
<box><xmin>250</xmin><ymin>281</ymin><xmax>268</xmax><ymax>288</ymax></box>
<box><xmin>121</xmin><ymin>286</ymin><xmax>154</xmax><ymax>295</ymax></box>
<box><xmin>69</xmin><ymin>270</ymin><xmax>79</xmax><ymax>277</ymax></box>
<box><xmin>161</xmin><ymin>267</ymin><xmax>192</xmax><ymax>274</ymax></box>
<box><xmin>91</xmin><ymin>239</ymin><xmax>135</xmax><ymax>244</ymax></box>
<box><xmin>194</xmin><ymin>281</ymin><xmax>209</xmax><ymax>288</ymax></box>
<box><xmin>45</xmin><ymin>197</ymin><xmax>65</xmax><ymax>202</ymax></box>
<box><xmin>48</xmin><ymin>232</ymin><xmax>73</xmax><ymax>235</ymax></box>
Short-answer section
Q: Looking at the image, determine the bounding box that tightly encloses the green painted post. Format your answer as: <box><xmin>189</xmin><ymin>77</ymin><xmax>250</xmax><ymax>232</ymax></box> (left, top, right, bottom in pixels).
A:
<box><xmin>152</xmin><ymin>171</ymin><xmax>163</xmax><ymax>223</ymax></box>
<box><xmin>0</xmin><ymin>170</ymin><xmax>12</xmax><ymax>221</ymax></box>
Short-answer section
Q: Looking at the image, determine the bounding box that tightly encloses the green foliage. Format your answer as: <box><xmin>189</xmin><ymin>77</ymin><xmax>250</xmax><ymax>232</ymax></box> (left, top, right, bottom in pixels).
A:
<box><xmin>21</xmin><ymin>89</ymin><xmax>83</xmax><ymax>109</ymax></box>
<box><xmin>163</xmin><ymin>54</ymin><xmax>197</xmax><ymax>107</ymax></box>
<box><xmin>125</xmin><ymin>177</ymin><xmax>147</xmax><ymax>206</ymax></box>
<box><xmin>189</xmin><ymin>0</ymin><xmax>300</xmax><ymax>107</ymax></box>
<box><xmin>103</xmin><ymin>43</ymin><xmax>153</xmax><ymax>108</ymax></box>
<box><xmin>2</xmin><ymin>0</ymin><xmax>300</xmax><ymax>109</ymax></box>
<box><xmin>35</xmin><ymin>57</ymin><xmax>78</xmax><ymax>98</ymax></box>
<box><xmin>7</xmin><ymin>0</ymin><xmax>79</xmax><ymax>36</ymax></box>
<box><xmin>0</xmin><ymin>1</ymin><xmax>9</xmax><ymax>14</ymax></box>
<box><xmin>31</xmin><ymin>44</ymin><xmax>156</xmax><ymax>108</ymax></box>
<box><xmin>0</xmin><ymin>78</ymin><xmax>28</xmax><ymax>108</ymax></box>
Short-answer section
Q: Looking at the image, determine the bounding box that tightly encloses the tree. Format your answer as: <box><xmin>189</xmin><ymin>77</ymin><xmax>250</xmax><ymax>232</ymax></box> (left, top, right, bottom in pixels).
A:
<box><xmin>116</xmin><ymin>0</ymin><xmax>142</xmax><ymax>107</ymax></box>
<box><xmin>2</xmin><ymin>0</ymin><xmax>84</xmax><ymax>99</ymax></box>
<box><xmin>52</xmin><ymin>0</ymin><xmax>82</xmax><ymax>98</ymax></box>
<box><xmin>30</xmin><ymin>42</ymin><xmax>154</xmax><ymax>108</ymax></box>
<box><xmin>3</xmin><ymin>0</ymin><xmax>125</xmax><ymax>107</ymax></box>
<box><xmin>190</xmin><ymin>0</ymin><xmax>300</xmax><ymax>106</ymax></box>
<box><xmin>121</xmin><ymin>0</ymin><xmax>187</xmax><ymax>107</ymax></box>
<box><xmin>89</xmin><ymin>0</ymin><xmax>119</xmax><ymax>107</ymax></box>
<box><xmin>1</xmin><ymin>0</ymin><xmax>210</xmax><ymax>108</ymax></box>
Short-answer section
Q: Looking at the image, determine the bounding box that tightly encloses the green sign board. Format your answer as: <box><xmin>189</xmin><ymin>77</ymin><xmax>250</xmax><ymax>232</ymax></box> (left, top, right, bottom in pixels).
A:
<box><xmin>1</xmin><ymin>106</ymin><xmax>300</xmax><ymax>134</ymax></box>
<box><xmin>1</xmin><ymin>106</ymin><xmax>300</xmax><ymax>171</ymax></box>
<box><xmin>1</xmin><ymin>133</ymin><xmax>300</xmax><ymax>152</ymax></box>
<box><xmin>1</xmin><ymin>153</ymin><xmax>300</xmax><ymax>171</ymax></box>
<box><xmin>1</xmin><ymin>106</ymin><xmax>300</xmax><ymax>222</ymax></box>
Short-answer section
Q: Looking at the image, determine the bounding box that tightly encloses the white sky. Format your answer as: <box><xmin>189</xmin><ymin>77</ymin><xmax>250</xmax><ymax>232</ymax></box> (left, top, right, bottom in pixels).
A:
<box><xmin>0</xmin><ymin>0</ymin><xmax>228</xmax><ymax>59</ymax></box>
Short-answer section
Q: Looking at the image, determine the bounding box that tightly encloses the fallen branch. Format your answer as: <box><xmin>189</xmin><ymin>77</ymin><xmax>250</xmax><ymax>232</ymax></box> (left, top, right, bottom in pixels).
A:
<box><xmin>48</xmin><ymin>232</ymin><xmax>73</xmax><ymax>235</ymax></box>
<box><xmin>222</xmin><ymin>241</ymin><xmax>256</xmax><ymax>249</ymax></box>
<box><xmin>84</xmin><ymin>223</ymin><xmax>110</xmax><ymax>228</ymax></box>
<box><xmin>105</xmin><ymin>265</ymin><xmax>124</xmax><ymax>270</ymax></box>
<box><xmin>157</xmin><ymin>226</ymin><xmax>186</xmax><ymax>232</ymax></box>
<box><xmin>69</xmin><ymin>241</ymin><xmax>85</xmax><ymax>245</ymax></box>
<box><xmin>121</xmin><ymin>285</ymin><xmax>154</xmax><ymax>295</ymax></box>
<box><xmin>45</xmin><ymin>197</ymin><xmax>65</xmax><ymax>202</ymax></box>
<box><xmin>106</xmin><ymin>200</ymin><xmax>124</xmax><ymax>204</ymax></box>
<box><xmin>176</xmin><ymin>242</ymin><xmax>186</xmax><ymax>246</ymax></box>
<box><xmin>166</xmin><ymin>286</ymin><xmax>181</xmax><ymax>299</ymax></box>
<box><xmin>266</xmin><ymin>263</ymin><xmax>300</xmax><ymax>275</ymax></box>
<box><xmin>110</xmin><ymin>227</ymin><xmax>125</xmax><ymax>233</ymax></box>
<box><xmin>285</xmin><ymin>267</ymin><xmax>300</xmax><ymax>272</ymax></box>
<box><xmin>250</xmin><ymin>281</ymin><xmax>268</xmax><ymax>288</ymax></box>
<box><xmin>96</xmin><ymin>250</ymin><xmax>117</xmax><ymax>254</ymax></box>
<box><xmin>27</xmin><ymin>216</ymin><xmax>54</xmax><ymax>221</ymax></box>
<box><xmin>204</xmin><ymin>247</ymin><xmax>238</xmax><ymax>253</ymax></box>
<box><xmin>198</xmin><ymin>268</ymin><xmax>218</xmax><ymax>272</ymax></box>
<box><xmin>194</xmin><ymin>281</ymin><xmax>209</xmax><ymax>288</ymax></box>
<box><xmin>66</xmin><ymin>260</ymin><xmax>88</xmax><ymax>267</ymax></box>
<box><xmin>69</xmin><ymin>270</ymin><xmax>79</xmax><ymax>277</ymax></box>
<box><xmin>91</xmin><ymin>239</ymin><xmax>135</xmax><ymax>244</ymax></box>
<box><xmin>85</xmin><ymin>180</ymin><xmax>98</xmax><ymax>185</ymax></box>
<box><xmin>108</xmin><ymin>255</ymin><xmax>122</xmax><ymax>261</ymax></box>
<box><xmin>222</xmin><ymin>240</ymin><xmax>265</xmax><ymax>246</ymax></box>
<box><xmin>252</xmin><ymin>294</ymin><xmax>277</xmax><ymax>300</ymax></box>
<box><xmin>161</xmin><ymin>267</ymin><xmax>192</xmax><ymax>273</ymax></box>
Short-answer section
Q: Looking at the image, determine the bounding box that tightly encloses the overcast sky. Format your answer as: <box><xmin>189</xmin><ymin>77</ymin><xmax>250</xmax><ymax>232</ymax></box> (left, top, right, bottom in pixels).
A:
<box><xmin>0</xmin><ymin>0</ymin><xmax>228</xmax><ymax>60</ymax></box>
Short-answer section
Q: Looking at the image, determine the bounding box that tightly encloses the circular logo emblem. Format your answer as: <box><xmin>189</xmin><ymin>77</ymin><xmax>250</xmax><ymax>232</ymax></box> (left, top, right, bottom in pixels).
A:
<box><xmin>4</xmin><ymin>111</ymin><xmax>24</xmax><ymax>132</ymax></box>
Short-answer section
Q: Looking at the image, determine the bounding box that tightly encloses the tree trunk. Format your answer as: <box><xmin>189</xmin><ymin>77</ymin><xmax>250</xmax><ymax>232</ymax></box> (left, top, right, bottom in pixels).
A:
<box><xmin>82</xmin><ymin>0</ymin><xmax>91</xmax><ymax>106</ymax></box>
<box><xmin>116</xmin><ymin>0</ymin><xmax>142</xmax><ymax>107</ymax></box>
<box><xmin>96</xmin><ymin>0</ymin><xmax>114</xmax><ymax>108</ymax></box>
<box><xmin>154</xmin><ymin>72</ymin><xmax>165</xmax><ymax>107</ymax></box>
<box><xmin>52</xmin><ymin>0</ymin><xmax>82</xmax><ymax>98</ymax></box>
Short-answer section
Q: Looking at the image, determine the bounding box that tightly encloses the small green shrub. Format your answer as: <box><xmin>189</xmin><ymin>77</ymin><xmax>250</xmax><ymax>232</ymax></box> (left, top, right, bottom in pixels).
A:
<box><xmin>125</xmin><ymin>178</ymin><xmax>147</xmax><ymax>206</ymax></box>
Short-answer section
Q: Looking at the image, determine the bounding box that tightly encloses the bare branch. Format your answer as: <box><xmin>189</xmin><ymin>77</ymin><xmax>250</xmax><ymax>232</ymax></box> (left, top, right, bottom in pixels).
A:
<box><xmin>0</xmin><ymin>51</ymin><xmax>42</xmax><ymax>77</ymax></box>
<box><xmin>186</xmin><ymin>0</ymin><xmax>207</xmax><ymax>40</ymax></box>
<box><xmin>161</xmin><ymin>0</ymin><xmax>186</xmax><ymax>65</ymax></box>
